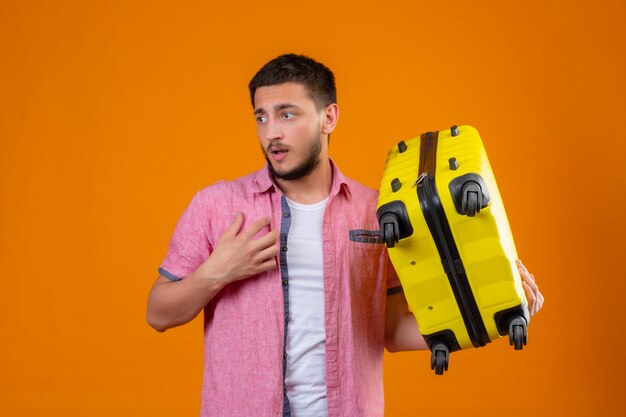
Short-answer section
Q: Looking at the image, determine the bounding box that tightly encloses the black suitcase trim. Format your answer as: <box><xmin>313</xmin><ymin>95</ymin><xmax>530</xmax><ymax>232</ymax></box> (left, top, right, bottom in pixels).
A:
<box><xmin>417</xmin><ymin>130</ymin><xmax>491</xmax><ymax>349</ymax></box>
<box><xmin>423</xmin><ymin>330</ymin><xmax>462</xmax><ymax>353</ymax></box>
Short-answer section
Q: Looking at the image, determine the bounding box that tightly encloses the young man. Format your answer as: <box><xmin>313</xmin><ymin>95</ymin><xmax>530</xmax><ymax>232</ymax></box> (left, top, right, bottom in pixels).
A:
<box><xmin>147</xmin><ymin>54</ymin><xmax>543</xmax><ymax>417</ymax></box>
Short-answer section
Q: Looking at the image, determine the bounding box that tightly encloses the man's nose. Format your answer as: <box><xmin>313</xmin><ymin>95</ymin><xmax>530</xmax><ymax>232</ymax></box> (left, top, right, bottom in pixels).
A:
<box><xmin>265</xmin><ymin>118</ymin><xmax>283</xmax><ymax>142</ymax></box>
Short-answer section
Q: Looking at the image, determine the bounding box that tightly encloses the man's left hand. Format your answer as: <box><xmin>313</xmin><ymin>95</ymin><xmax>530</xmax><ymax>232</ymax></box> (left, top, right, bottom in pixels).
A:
<box><xmin>517</xmin><ymin>259</ymin><xmax>544</xmax><ymax>317</ymax></box>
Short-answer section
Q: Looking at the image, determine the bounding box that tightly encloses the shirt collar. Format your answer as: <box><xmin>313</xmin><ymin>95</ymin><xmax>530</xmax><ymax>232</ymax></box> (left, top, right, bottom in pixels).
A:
<box><xmin>251</xmin><ymin>159</ymin><xmax>352</xmax><ymax>200</ymax></box>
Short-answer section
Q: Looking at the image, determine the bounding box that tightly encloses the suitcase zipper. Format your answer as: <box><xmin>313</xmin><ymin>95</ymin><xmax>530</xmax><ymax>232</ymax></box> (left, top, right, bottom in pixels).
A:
<box><xmin>417</xmin><ymin>131</ymin><xmax>490</xmax><ymax>348</ymax></box>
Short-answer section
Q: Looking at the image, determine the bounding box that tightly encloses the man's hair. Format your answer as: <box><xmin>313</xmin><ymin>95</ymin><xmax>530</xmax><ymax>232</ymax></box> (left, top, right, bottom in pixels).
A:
<box><xmin>248</xmin><ymin>53</ymin><xmax>337</xmax><ymax>110</ymax></box>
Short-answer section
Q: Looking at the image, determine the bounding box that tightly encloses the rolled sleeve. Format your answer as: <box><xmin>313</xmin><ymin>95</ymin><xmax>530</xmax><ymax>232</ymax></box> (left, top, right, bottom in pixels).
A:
<box><xmin>385</xmin><ymin>252</ymin><xmax>402</xmax><ymax>295</ymax></box>
<box><xmin>159</xmin><ymin>192</ymin><xmax>212</xmax><ymax>281</ymax></box>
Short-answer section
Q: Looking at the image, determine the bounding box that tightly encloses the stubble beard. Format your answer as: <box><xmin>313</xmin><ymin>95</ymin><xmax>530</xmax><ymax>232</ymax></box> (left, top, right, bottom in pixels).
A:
<box><xmin>264</xmin><ymin>133</ymin><xmax>323</xmax><ymax>181</ymax></box>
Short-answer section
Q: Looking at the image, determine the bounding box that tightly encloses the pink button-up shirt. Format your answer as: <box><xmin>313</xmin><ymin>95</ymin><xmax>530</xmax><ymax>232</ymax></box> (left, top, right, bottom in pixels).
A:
<box><xmin>159</xmin><ymin>161</ymin><xmax>401</xmax><ymax>417</ymax></box>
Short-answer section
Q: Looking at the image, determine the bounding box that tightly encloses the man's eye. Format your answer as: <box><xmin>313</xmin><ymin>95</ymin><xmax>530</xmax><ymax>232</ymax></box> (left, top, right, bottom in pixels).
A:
<box><xmin>256</xmin><ymin>115</ymin><xmax>267</xmax><ymax>123</ymax></box>
<box><xmin>282</xmin><ymin>112</ymin><xmax>295</xmax><ymax>119</ymax></box>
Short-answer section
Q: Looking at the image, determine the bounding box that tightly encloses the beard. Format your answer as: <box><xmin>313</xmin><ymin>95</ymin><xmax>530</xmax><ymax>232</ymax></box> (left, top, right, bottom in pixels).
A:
<box><xmin>263</xmin><ymin>133</ymin><xmax>323</xmax><ymax>181</ymax></box>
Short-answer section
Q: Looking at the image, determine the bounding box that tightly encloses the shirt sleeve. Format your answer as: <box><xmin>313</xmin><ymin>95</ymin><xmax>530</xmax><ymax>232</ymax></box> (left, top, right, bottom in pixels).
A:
<box><xmin>158</xmin><ymin>192</ymin><xmax>213</xmax><ymax>281</ymax></box>
<box><xmin>385</xmin><ymin>251</ymin><xmax>403</xmax><ymax>295</ymax></box>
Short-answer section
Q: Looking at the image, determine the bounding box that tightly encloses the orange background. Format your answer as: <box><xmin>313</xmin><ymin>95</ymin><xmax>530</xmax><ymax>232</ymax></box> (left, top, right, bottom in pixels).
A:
<box><xmin>1</xmin><ymin>1</ymin><xmax>625</xmax><ymax>416</ymax></box>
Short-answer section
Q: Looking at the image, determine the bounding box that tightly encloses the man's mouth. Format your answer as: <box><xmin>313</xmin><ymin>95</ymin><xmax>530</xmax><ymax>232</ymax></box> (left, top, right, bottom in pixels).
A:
<box><xmin>269</xmin><ymin>146</ymin><xmax>289</xmax><ymax>161</ymax></box>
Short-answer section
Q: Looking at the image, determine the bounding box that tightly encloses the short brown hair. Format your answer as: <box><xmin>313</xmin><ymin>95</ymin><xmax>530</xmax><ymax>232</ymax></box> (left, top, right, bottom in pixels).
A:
<box><xmin>248</xmin><ymin>53</ymin><xmax>337</xmax><ymax>110</ymax></box>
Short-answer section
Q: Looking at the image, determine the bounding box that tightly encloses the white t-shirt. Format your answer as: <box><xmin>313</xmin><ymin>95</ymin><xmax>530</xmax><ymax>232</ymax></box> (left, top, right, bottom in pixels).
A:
<box><xmin>284</xmin><ymin>196</ymin><xmax>328</xmax><ymax>417</ymax></box>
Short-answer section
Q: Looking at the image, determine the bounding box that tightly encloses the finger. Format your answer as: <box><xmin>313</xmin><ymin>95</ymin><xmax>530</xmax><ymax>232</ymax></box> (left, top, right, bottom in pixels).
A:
<box><xmin>240</xmin><ymin>217</ymin><xmax>272</xmax><ymax>239</ymax></box>
<box><xmin>523</xmin><ymin>274</ymin><xmax>539</xmax><ymax>293</ymax></box>
<box><xmin>254</xmin><ymin>240</ymin><xmax>280</xmax><ymax>261</ymax></box>
<box><xmin>518</xmin><ymin>265</ymin><xmax>529</xmax><ymax>282</ymax></box>
<box><xmin>255</xmin><ymin>257</ymin><xmax>277</xmax><ymax>274</ymax></box>
<box><xmin>522</xmin><ymin>281</ymin><xmax>530</xmax><ymax>298</ymax></box>
<box><xmin>518</xmin><ymin>264</ymin><xmax>536</xmax><ymax>288</ymax></box>
<box><xmin>522</xmin><ymin>281</ymin><xmax>537</xmax><ymax>315</ymax></box>
<box><xmin>536</xmin><ymin>291</ymin><xmax>545</xmax><ymax>312</ymax></box>
<box><xmin>252</xmin><ymin>229</ymin><xmax>279</xmax><ymax>251</ymax></box>
<box><xmin>251</xmin><ymin>258</ymin><xmax>276</xmax><ymax>275</ymax></box>
<box><xmin>223</xmin><ymin>212</ymin><xmax>245</xmax><ymax>238</ymax></box>
<box><xmin>526</xmin><ymin>277</ymin><xmax>539</xmax><ymax>301</ymax></box>
<box><xmin>518</xmin><ymin>259</ymin><xmax>532</xmax><ymax>277</ymax></box>
<box><xmin>529</xmin><ymin>284</ymin><xmax>540</xmax><ymax>316</ymax></box>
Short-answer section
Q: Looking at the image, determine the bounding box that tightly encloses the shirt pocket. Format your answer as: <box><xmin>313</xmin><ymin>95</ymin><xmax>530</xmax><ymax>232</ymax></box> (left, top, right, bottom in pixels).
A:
<box><xmin>349</xmin><ymin>229</ymin><xmax>383</xmax><ymax>244</ymax></box>
<box><xmin>348</xmin><ymin>229</ymin><xmax>385</xmax><ymax>257</ymax></box>
<box><xmin>347</xmin><ymin>229</ymin><xmax>386</xmax><ymax>296</ymax></box>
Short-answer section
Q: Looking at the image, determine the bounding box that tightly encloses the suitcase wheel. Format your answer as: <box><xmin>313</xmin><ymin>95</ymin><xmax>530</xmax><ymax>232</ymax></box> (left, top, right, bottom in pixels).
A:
<box><xmin>449</xmin><ymin>174</ymin><xmax>491</xmax><ymax>216</ymax></box>
<box><xmin>382</xmin><ymin>221</ymin><xmax>399</xmax><ymax>248</ymax></box>
<box><xmin>461</xmin><ymin>181</ymin><xmax>483</xmax><ymax>217</ymax></box>
<box><xmin>508</xmin><ymin>316</ymin><xmax>528</xmax><ymax>350</ymax></box>
<box><xmin>430</xmin><ymin>343</ymin><xmax>450</xmax><ymax>375</ymax></box>
<box><xmin>376</xmin><ymin>202</ymin><xmax>413</xmax><ymax>246</ymax></box>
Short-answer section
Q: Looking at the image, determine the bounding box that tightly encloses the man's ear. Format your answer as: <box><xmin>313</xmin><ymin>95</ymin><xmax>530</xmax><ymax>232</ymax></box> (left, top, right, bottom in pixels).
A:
<box><xmin>321</xmin><ymin>103</ymin><xmax>339</xmax><ymax>135</ymax></box>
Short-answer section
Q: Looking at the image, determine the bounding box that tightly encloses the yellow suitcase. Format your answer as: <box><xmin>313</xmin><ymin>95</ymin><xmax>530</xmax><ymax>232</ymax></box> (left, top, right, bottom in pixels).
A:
<box><xmin>377</xmin><ymin>125</ymin><xmax>530</xmax><ymax>375</ymax></box>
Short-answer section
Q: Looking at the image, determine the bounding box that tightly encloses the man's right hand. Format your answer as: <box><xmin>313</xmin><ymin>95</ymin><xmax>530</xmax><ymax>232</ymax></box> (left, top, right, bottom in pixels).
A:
<box><xmin>147</xmin><ymin>212</ymin><xmax>279</xmax><ymax>332</ymax></box>
<box><xmin>195</xmin><ymin>212</ymin><xmax>279</xmax><ymax>285</ymax></box>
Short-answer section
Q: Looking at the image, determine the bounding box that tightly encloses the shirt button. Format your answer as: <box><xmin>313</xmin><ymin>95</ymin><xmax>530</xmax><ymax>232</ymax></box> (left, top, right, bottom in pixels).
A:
<box><xmin>283</xmin><ymin>212</ymin><xmax>290</xmax><ymax>218</ymax></box>
<box><xmin>281</xmin><ymin>246</ymin><xmax>288</xmax><ymax>252</ymax></box>
<box><xmin>282</xmin><ymin>279</ymin><xmax>288</xmax><ymax>286</ymax></box>
<box><xmin>286</xmin><ymin>316</ymin><xmax>291</xmax><ymax>323</ymax></box>
<box><xmin>284</xmin><ymin>388</ymin><xmax>288</xmax><ymax>395</ymax></box>
<box><xmin>283</xmin><ymin>352</ymin><xmax>287</xmax><ymax>359</ymax></box>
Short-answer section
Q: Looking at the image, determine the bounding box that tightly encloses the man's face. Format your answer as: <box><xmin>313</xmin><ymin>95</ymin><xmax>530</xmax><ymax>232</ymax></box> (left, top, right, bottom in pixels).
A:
<box><xmin>253</xmin><ymin>82</ymin><xmax>328</xmax><ymax>181</ymax></box>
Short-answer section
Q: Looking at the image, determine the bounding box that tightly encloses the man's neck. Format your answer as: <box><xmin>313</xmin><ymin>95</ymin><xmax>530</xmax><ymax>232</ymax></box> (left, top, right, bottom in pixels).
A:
<box><xmin>274</xmin><ymin>159</ymin><xmax>333</xmax><ymax>205</ymax></box>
